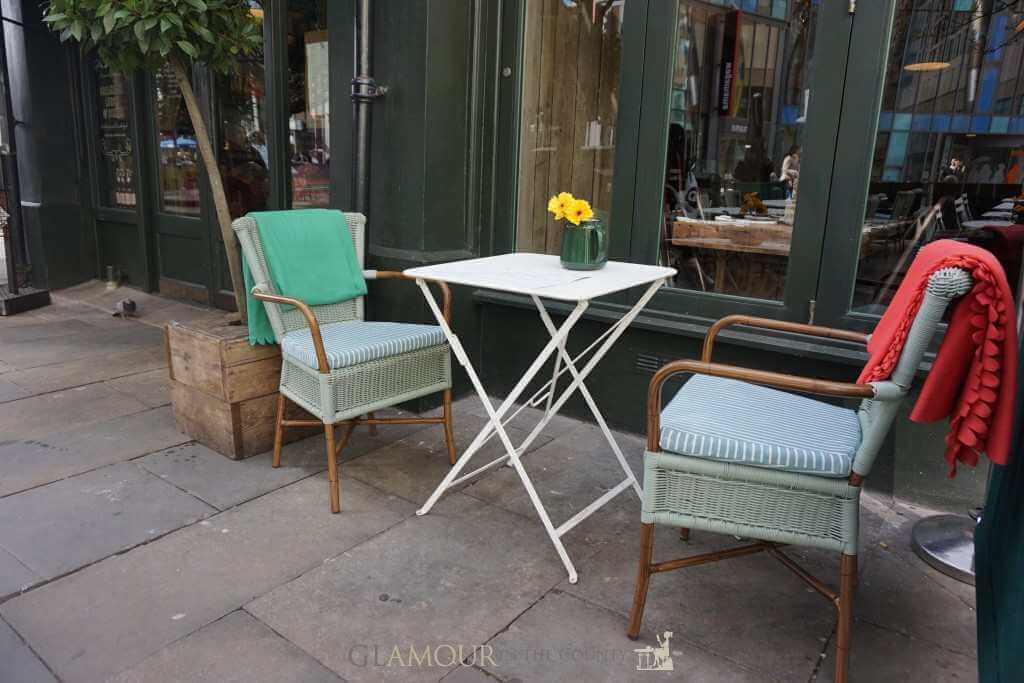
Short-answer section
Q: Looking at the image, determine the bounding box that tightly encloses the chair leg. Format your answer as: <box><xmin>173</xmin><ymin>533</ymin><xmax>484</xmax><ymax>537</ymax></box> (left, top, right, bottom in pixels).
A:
<box><xmin>627</xmin><ymin>523</ymin><xmax>656</xmax><ymax>640</ymax></box>
<box><xmin>366</xmin><ymin>412</ymin><xmax>378</xmax><ymax>436</ymax></box>
<box><xmin>272</xmin><ymin>393</ymin><xmax>286</xmax><ymax>468</ymax></box>
<box><xmin>325</xmin><ymin>424</ymin><xmax>340</xmax><ymax>514</ymax></box>
<box><xmin>834</xmin><ymin>553</ymin><xmax>857</xmax><ymax>683</ymax></box>
<box><xmin>442</xmin><ymin>388</ymin><xmax>457</xmax><ymax>466</ymax></box>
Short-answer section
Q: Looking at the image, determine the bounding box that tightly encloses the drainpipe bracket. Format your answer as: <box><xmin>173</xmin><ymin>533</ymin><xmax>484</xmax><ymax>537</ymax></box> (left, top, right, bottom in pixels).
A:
<box><xmin>351</xmin><ymin>76</ymin><xmax>388</xmax><ymax>102</ymax></box>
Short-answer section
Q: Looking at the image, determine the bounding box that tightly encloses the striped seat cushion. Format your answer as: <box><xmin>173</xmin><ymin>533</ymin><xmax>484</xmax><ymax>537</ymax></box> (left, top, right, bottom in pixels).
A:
<box><xmin>282</xmin><ymin>321</ymin><xmax>446</xmax><ymax>370</ymax></box>
<box><xmin>659</xmin><ymin>374</ymin><xmax>861</xmax><ymax>477</ymax></box>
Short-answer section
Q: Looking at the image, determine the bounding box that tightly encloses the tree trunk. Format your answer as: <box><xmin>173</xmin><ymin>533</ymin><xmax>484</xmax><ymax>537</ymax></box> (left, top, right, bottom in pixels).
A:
<box><xmin>170</xmin><ymin>57</ymin><xmax>248</xmax><ymax>323</ymax></box>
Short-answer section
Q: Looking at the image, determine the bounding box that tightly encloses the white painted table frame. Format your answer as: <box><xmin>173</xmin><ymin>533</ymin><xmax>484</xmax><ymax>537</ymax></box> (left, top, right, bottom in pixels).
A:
<box><xmin>408</xmin><ymin>257</ymin><xmax>672</xmax><ymax>583</ymax></box>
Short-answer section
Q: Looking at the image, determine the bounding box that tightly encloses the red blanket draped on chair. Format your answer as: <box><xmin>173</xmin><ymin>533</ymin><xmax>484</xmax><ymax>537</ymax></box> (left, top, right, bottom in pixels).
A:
<box><xmin>858</xmin><ymin>240</ymin><xmax>1018</xmax><ymax>474</ymax></box>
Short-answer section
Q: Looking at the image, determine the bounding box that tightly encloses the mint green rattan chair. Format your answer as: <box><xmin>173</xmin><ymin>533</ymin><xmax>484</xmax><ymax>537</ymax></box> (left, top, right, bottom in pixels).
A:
<box><xmin>626</xmin><ymin>267</ymin><xmax>973</xmax><ymax>683</ymax></box>
<box><xmin>233</xmin><ymin>212</ymin><xmax>455</xmax><ymax>513</ymax></box>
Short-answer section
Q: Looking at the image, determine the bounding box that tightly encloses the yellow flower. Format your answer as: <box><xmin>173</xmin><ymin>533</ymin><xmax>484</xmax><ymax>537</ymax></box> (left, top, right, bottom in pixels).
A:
<box><xmin>547</xmin><ymin>192</ymin><xmax>575</xmax><ymax>220</ymax></box>
<box><xmin>564</xmin><ymin>198</ymin><xmax>594</xmax><ymax>226</ymax></box>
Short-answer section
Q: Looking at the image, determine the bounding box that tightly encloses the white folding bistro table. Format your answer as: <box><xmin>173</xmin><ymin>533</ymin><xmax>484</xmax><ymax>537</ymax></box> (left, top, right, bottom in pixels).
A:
<box><xmin>406</xmin><ymin>253</ymin><xmax>676</xmax><ymax>583</ymax></box>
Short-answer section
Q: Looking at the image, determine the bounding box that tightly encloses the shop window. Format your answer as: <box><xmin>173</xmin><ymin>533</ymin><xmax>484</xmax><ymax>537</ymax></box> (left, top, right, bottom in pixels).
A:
<box><xmin>287</xmin><ymin>0</ymin><xmax>330</xmax><ymax>209</ymax></box>
<box><xmin>514</xmin><ymin>0</ymin><xmax>625</xmax><ymax>254</ymax></box>
<box><xmin>94</xmin><ymin>62</ymin><xmax>137</xmax><ymax>210</ymax></box>
<box><xmin>660</xmin><ymin>2</ymin><xmax>815</xmax><ymax>301</ymax></box>
<box><xmin>153</xmin><ymin>65</ymin><xmax>200</xmax><ymax>216</ymax></box>
<box><xmin>216</xmin><ymin>7</ymin><xmax>269</xmax><ymax>219</ymax></box>
<box><xmin>850</xmin><ymin>1</ymin><xmax>1023</xmax><ymax>316</ymax></box>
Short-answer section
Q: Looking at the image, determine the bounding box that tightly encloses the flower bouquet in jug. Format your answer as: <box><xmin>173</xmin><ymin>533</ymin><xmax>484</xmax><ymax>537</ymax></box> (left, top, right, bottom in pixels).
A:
<box><xmin>547</xmin><ymin>192</ymin><xmax>607</xmax><ymax>270</ymax></box>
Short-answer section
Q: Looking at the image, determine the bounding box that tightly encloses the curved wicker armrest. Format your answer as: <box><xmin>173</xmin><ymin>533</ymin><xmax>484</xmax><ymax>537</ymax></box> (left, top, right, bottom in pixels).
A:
<box><xmin>646</xmin><ymin>359</ymin><xmax>875</xmax><ymax>451</ymax></box>
<box><xmin>251</xmin><ymin>288</ymin><xmax>330</xmax><ymax>373</ymax></box>
<box><xmin>364</xmin><ymin>270</ymin><xmax>453</xmax><ymax>324</ymax></box>
<box><xmin>702</xmin><ymin>315</ymin><xmax>869</xmax><ymax>362</ymax></box>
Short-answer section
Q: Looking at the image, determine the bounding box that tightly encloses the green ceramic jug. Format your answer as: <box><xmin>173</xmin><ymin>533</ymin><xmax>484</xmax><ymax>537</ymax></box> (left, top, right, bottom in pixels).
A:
<box><xmin>560</xmin><ymin>218</ymin><xmax>607</xmax><ymax>270</ymax></box>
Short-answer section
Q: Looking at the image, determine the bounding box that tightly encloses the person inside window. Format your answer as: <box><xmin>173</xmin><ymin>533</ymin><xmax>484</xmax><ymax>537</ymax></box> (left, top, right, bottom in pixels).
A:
<box><xmin>781</xmin><ymin>144</ymin><xmax>800</xmax><ymax>198</ymax></box>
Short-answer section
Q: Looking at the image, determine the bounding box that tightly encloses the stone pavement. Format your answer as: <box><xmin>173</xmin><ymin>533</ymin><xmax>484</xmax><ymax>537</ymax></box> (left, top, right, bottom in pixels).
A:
<box><xmin>0</xmin><ymin>285</ymin><xmax>977</xmax><ymax>682</ymax></box>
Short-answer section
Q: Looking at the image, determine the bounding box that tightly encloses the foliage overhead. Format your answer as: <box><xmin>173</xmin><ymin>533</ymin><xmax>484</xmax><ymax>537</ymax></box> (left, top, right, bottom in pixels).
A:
<box><xmin>43</xmin><ymin>0</ymin><xmax>262</xmax><ymax>74</ymax></box>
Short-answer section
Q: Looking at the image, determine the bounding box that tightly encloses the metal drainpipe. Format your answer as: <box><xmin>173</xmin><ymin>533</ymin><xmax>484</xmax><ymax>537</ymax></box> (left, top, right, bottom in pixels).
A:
<box><xmin>351</xmin><ymin>0</ymin><xmax>387</xmax><ymax>217</ymax></box>
<box><xmin>967</xmin><ymin>0</ymin><xmax>994</xmax><ymax>105</ymax></box>
<box><xmin>0</xmin><ymin>5</ymin><xmax>25</xmax><ymax>294</ymax></box>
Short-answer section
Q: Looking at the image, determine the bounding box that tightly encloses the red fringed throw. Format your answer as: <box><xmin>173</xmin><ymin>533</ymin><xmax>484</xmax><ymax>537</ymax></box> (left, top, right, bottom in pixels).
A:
<box><xmin>858</xmin><ymin>240</ymin><xmax>1018</xmax><ymax>475</ymax></box>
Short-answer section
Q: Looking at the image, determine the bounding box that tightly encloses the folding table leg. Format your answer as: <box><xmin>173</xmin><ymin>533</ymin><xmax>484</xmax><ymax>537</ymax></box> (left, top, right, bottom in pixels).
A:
<box><xmin>414</xmin><ymin>279</ymin><xmax>589</xmax><ymax>517</ymax></box>
<box><xmin>532</xmin><ymin>296</ymin><xmax>642</xmax><ymax>498</ymax></box>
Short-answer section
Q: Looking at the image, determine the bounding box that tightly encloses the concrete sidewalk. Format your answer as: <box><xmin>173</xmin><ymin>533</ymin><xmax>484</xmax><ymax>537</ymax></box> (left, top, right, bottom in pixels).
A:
<box><xmin>0</xmin><ymin>286</ymin><xmax>977</xmax><ymax>682</ymax></box>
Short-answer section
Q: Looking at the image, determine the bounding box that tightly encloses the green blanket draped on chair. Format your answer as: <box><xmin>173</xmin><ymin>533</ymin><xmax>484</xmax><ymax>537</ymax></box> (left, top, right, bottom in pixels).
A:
<box><xmin>976</xmin><ymin>333</ymin><xmax>1024</xmax><ymax>682</ymax></box>
<box><xmin>242</xmin><ymin>209</ymin><xmax>368</xmax><ymax>345</ymax></box>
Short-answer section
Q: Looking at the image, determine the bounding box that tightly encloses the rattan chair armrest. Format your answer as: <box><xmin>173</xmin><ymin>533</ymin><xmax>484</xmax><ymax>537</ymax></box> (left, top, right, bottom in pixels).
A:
<box><xmin>702</xmin><ymin>315</ymin><xmax>869</xmax><ymax>362</ymax></box>
<box><xmin>363</xmin><ymin>270</ymin><xmax>452</xmax><ymax>324</ymax></box>
<box><xmin>251</xmin><ymin>287</ymin><xmax>330</xmax><ymax>373</ymax></box>
<box><xmin>646</xmin><ymin>359</ymin><xmax>875</xmax><ymax>450</ymax></box>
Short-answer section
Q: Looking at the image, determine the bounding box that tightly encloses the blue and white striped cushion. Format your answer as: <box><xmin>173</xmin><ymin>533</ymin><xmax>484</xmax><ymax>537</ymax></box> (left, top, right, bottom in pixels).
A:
<box><xmin>281</xmin><ymin>321</ymin><xmax>446</xmax><ymax>370</ymax></box>
<box><xmin>659</xmin><ymin>374</ymin><xmax>861</xmax><ymax>477</ymax></box>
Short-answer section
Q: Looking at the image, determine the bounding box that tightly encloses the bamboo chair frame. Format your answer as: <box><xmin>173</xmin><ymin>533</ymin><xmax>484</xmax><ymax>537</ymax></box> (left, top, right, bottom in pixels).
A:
<box><xmin>626</xmin><ymin>267</ymin><xmax>972</xmax><ymax>683</ymax></box>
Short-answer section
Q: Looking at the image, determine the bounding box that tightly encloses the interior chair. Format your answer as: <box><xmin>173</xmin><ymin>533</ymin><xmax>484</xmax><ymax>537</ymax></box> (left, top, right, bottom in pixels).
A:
<box><xmin>626</xmin><ymin>267</ymin><xmax>973</xmax><ymax>683</ymax></box>
<box><xmin>233</xmin><ymin>212</ymin><xmax>456</xmax><ymax>513</ymax></box>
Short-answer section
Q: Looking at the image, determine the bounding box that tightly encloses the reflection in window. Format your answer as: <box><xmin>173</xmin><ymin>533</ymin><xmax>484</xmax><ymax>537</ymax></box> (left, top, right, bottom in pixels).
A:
<box><xmin>95</xmin><ymin>62</ymin><xmax>136</xmax><ymax>209</ymax></box>
<box><xmin>515</xmin><ymin>0</ymin><xmax>624</xmax><ymax>253</ymax></box>
<box><xmin>663</xmin><ymin>0</ymin><xmax>812</xmax><ymax>300</ymax></box>
<box><xmin>154</xmin><ymin>65</ymin><xmax>200</xmax><ymax>216</ymax></box>
<box><xmin>217</xmin><ymin>10</ymin><xmax>269</xmax><ymax>219</ymax></box>
<box><xmin>288</xmin><ymin>0</ymin><xmax>330</xmax><ymax>208</ymax></box>
<box><xmin>853</xmin><ymin>0</ymin><xmax>1024</xmax><ymax>315</ymax></box>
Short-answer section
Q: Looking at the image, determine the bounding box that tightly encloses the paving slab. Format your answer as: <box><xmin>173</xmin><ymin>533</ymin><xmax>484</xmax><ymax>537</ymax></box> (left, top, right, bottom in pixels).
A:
<box><xmin>0</xmin><ymin>406</ymin><xmax>191</xmax><ymax>498</ymax></box>
<box><xmin>247</xmin><ymin>494</ymin><xmax>566</xmax><ymax>682</ymax></box>
<box><xmin>0</xmin><ymin>376</ymin><xmax>29</xmax><ymax>403</ymax></box>
<box><xmin>4</xmin><ymin>347</ymin><xmax>167</xmax><ymax>397</ymax></box>
<box><xmin>0</xmin><ymin>462</ymin><xmax>214</xmax><ymax>581</ymax></box>
<box><xmin>0</xmin><ymin>382</ymin><xmax>148</xmax><ymax>442</ymax></box>
<box><xmin>817</xmin><ymin>619</ymin><xmax>976</xmax><ymax>682</ymax></box>
<box><xmin>439</xmin><ymin>665</ymin><xmax>499</xmax><ymax>682</ymax></box>
<box><xmin>561</xmin><ymin>523</ymin><xmax>836</xmax><ymax>681</ymax></box>
<box><xmin>0</xmin><ymin>618</ymin><xmax>56</xmax><ymax>683</ymax></box>
<box><xmin>461</xmin><ymin>421</ymin><xmax>645</xmax><ymax>542</ymax></box>
<box><xmin>0</xmin><ymin>475</ymin><xmax>414</xmax><ymax>682</ymax></box>
<box><xmin>0</xmin><ymin>547</ymin><xmax>40</xmax><ymax>601</ymax></box>
<box><xmin>137</xmin><ymin>440</ymin><xmax>325</xmax><ymax>511</ymax></box>
<box><xmin>484</xmin><ymin>590</ymin><xmax>763</xmax><ymax>682</ymax></box>
<box><xmin>110</xmin><ymin>610</ymin><xmax>341</xmax><ymax>683</ymax></box>
<box><xmin>345</xmin><ymin>410</ymin><xmax>553</xmax><ymax>506</ymax></box>
<box><xmin>0</xmin><ymin>318</ymin><xmax>99</xmax><ymax>344</ymax></box>
<box><xmin>0</xmin><ymin>323</ymin><xmax>164</xmax><ymax>370</ymax></box>
<box><xmin>104</xmin><ymin>368</ymin><xmax>171</xmax><ymax>407</ymax></box>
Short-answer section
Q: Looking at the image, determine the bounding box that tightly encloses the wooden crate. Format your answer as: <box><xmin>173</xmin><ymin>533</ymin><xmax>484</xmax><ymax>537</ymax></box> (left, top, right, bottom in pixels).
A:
<box><xmin>166</xmin><ymin>319</ymin><xmax>319</xmax><ymax>459</ymax></box>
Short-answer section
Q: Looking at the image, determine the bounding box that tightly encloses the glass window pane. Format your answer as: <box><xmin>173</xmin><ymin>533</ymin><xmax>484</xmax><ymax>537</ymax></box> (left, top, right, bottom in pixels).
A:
<box><xmin>94</xmin><ymin>62</ymin><xmax>137</xmax><ymax>209</ymax></box>
<box><xmin>851</xmin><ymin>2</ymin><xmax>1023</xmax><ymax>316</ymax></box>
<box><xmin>217</xmin><ymin>9</ymin><xmax>269</xmax><ymax>219</ymax></box>
<box><xmin>514</xmin><ymin>0</ymin><xmax>625</xmax><ymax>253</ymax></box>
<box><xmin>288</xmin><ymin>0</ymin><xmax>330</xmax><ymax>208</ymax></box>
<box><xmin>663</xmin><ymin>2</ymin><xmax>816</xmax><ymax>300</ymax></box>
<box><xmin>154</xmin><ymin>65</ymin><xmax>200</xmax><ymax>216</ymax></box>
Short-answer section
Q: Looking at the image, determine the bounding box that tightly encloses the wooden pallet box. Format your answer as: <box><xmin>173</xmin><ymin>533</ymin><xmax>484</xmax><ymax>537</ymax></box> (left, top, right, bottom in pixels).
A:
<box><xmin>165</xmin><ymin>319</ymin><xmax>317</xmax><ymax>459</ymax></box>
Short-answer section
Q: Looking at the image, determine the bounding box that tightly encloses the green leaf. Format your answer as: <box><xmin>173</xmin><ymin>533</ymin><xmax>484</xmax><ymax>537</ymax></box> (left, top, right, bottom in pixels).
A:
<box><xmin>42</xmin><ymin>13</ymin><xmax>66</xmax><ymax>23</ymax></box>
<box><xmin>103</xmin><ymin>12</ymin><xmax>116</xmax><ymax>33</ymax></box>
<box><xmin>160</xmin><ymin>17</ymin><xmax>172</xmax><ymax>33</ymax></box>
<box><xmin>70</xmin><ymin>21</ymin><xmax>83</xmax><ymax>41</ymax></box>
<box><xmin>184</xmin><ymin>0</ymin><xmax>208</xmax><ymax>11</ymax></box>
<box><xmin>133</xmin><ymin>20</ymin><xmax>147</xmax><ymax>44</ymax></box>
<box><xmin>177</xmin><ymin>40</ymin><xmax>198</xmax><ymax>58</ymax></box>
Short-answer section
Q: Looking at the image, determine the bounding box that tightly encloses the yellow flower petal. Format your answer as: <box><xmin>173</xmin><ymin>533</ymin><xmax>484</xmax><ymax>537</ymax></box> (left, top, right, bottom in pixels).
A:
<box><xmin>547</xmin><ymin>195</ymin><xmax>564</xmax><ymax>219</ymax></box>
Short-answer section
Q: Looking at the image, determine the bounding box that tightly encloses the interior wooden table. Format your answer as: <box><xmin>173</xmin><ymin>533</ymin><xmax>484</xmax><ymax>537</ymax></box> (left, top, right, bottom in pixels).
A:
<box><xmin>671</xmin><ymin>218</ymin><xmax>876</xmax><ymax>293</ymax></box>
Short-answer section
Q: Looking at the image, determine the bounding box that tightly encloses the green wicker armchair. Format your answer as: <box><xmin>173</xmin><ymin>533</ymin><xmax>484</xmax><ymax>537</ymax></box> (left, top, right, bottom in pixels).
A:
<box><xmin>626</xmin><ymin>267</ymin><xmax>973</xmax><ymax>683</ymax></box>
<box><xmin>233</xmin><ymin>212</ymin><xmax>455</xmax><ymax>513</ymax></box>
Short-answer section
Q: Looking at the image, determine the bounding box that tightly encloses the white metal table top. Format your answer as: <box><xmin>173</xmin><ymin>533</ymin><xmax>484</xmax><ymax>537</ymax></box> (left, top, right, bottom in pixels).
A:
<box><xmin>404</xmin><ymin>253</ymin><xmax>676</xmax><ymax>302</ymax></box>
